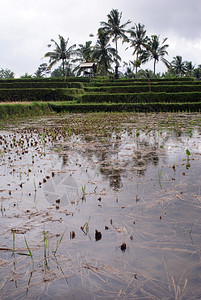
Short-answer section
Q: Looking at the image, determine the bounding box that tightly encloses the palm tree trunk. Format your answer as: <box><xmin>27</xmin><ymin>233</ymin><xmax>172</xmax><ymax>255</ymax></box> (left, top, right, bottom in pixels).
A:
<box><xmin>136</xmin><ymin>53</ymin><xmax>138</xmax><ymax>75</ymax></box>
<box><xmin>154</xmin><ymin>59</ymin><xmax>156</xmax><ymax>75</ymax></box>
<box><xmin>114</xmin><ymin>38</ymin><xmax>119</xmax><ymax>79</ymax></box>
<box><xmin>62</xmin><ymin>59</ymin><xmax>65</xmax><ymax>77</ymax></box>
<box><xmin>64</xmin><ymin>62</ymin><xmax>68</xmax><ymax>82</ymax></box>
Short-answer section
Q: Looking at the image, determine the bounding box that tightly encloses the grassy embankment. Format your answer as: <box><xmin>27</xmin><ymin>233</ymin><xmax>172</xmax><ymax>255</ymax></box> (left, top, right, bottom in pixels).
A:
<box><xmin>0</xmin><ymin>76</ymin><xmax>201</xmax><ymax>120</ymax></box>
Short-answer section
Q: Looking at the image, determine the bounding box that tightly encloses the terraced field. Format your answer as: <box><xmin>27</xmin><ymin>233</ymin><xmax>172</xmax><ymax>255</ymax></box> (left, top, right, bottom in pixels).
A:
<box><xmin>0</xmin><ymin>77</ymin><xmax>201</xmax><ymax>119</ymax></box>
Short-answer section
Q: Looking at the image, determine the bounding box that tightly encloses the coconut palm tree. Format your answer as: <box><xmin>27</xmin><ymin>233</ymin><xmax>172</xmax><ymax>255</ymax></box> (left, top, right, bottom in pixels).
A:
<box><xmin>72</xmin><ymin>41</ymin><xmax>94</xmax><ymax>75</ymax></box>
<box><xmin>146</xmin><ymin>35</ymin><xmax>169</xmax><ymax>75</ymax></box>
<box><xmin>44</xmin><ymin>35</ymin><xmax>76</xmax><ymax>78</ymax></box>
<box><xmin>74</xmin><ymin>41</ymin><xmax>93</xmax><ymax>63</ymax></box>
<box><xmin>185</xmin><ymin>61</ymin><xmax>195</xmax><ymax>77</ymax></box>
<box><xmin>170</xmin><ymin>56</ymin><xmax>187</xmax><ymax>77</ymax></box>
<box><xmin>100</xmin><ymin>9</ymin><xmax>131</xmax><ymax>78</ymax></box>
<box><xmin>92</xmin><ymin>29</ymin><xmax>118</xmax><ymax>76</ymax></box>
<box><xmin>128</xmin><ymin>23</ymin><xmax>149</xmax><ymax>74</ymax></box>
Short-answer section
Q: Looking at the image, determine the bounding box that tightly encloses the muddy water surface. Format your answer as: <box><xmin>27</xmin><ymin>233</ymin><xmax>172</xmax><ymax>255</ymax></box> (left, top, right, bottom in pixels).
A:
<box><xmin>0</xmin><ymin>112</ymin><xmax>201</xmax><ymax>299</ymax></box>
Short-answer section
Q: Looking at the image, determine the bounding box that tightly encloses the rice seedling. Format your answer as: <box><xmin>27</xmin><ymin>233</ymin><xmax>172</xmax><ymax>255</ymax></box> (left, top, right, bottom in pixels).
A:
<box><xmin>12</xmin><ymin>229</ymin><xmax>15</xmax><ymax>254</ymax></box>
<box><xmin>186</xmin><ymin>149</ymin><xmax>191</xmax><ymax>169</ymax></box>
<box><xmin>66</xmin><ymin>127</ymin><xmax>72</xmax><ymax>136</ymax></box>
<box><xmin>81</xmin><ymin>184</ymin><xmax>86</xmax><ymax>201</ymax></box>
<box><xmin>186</xmin><ymin>149</ymin><xmax>191</xmax><ymax>160</ymax></box>
<box><xmin>39</xmin><ymin>132</ymin><xmax>46</xmax><ymax>156</ymax></box>
<box><xmin>53</xmin><ymin>230</ymin><xmax>66</xmax><ymax>256</ymax></box>
<box><xmin>24</xmin><ymin>236</ymin><xmax>34</xmax><ymax>266</ymax></box>
<box><xmin>43</xmin><ymin>228</ymin><xmax>49</xmax><ymax>266</ymax></box>
<box><xmin>188</xmin><ymin>129</ymin><xmax>193</xmax><ymax>138</ymax></box>
<box><xmin>136</xmin><ymin>129</ymin><xmax>140</xmax><ymax>137</ymax></box>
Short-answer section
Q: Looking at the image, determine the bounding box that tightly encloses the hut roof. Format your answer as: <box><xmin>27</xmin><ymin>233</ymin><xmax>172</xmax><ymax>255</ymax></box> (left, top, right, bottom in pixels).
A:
<box><xmin>79</xmin><ymin>62</ymin><xmax>95</xmax><ymax>69</ymax></box>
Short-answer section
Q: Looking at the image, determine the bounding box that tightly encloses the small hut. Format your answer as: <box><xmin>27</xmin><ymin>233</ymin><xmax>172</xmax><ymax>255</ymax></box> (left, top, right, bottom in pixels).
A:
<box><xmin>79</xmin><ymin>62</ymin><xmax>96</xmax><ymax>77</ymax></box>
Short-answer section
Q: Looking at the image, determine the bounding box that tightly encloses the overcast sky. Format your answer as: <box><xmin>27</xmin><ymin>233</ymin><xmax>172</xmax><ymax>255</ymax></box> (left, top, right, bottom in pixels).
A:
<box><xmin>0</xmin><ymin>0</ymin><xmax>201</xmax><ymax>77</ymax></box>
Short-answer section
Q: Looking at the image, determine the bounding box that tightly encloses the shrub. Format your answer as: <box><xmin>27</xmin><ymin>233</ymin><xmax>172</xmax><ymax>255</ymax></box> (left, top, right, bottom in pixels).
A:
<box><xmin>81</xmin><ymin>92</ymin><xmax>201</xmax><ymax>104</ymax></box>
<box><xmin>0</xmin><ymin>88</ymin><xmax>84</xmax><ymax>102</ymax></box>
<box><xmin>84</xmin><ymin>85</ymin><xmax>201</xmax><ymax>94</ymax></box>
<box><xmin>0</xmin><ymin>82</ymin><xmax>83</xmax><ymax>89</ymax></box>
<box><xmin>48</xmin><ymin>102</ymin><xmax>201</xmax><ymax>113</ymax></box>
<box><xmin>0</xmin><ymin>77</ymin><xmax>90</xmax><ymax>83</ymax></box>
<box><xmin>0</xmin><ymin>102</ymin><xmax>52</xmax><ymax>119</ymax></box>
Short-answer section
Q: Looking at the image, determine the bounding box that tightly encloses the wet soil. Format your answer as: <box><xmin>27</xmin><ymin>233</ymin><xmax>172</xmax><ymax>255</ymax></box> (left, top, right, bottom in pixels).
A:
<box><xmin>0</xmin><ymin>112</ymin><xmax>201</xmax><ymax>299</ymax></box>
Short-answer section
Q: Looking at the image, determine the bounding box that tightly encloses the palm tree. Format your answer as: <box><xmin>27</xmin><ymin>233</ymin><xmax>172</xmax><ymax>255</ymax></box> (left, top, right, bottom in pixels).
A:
<box><xmin>170</xmin><ymin>56</ymin><xmax>187</xmax><ymax>77</ymax></box>
<box><xmin>185</xmin><ymin>61</ymin><xmax>195</xmax><ymax>77</ymax></box>
<box><xmin>74</xmin><ymin>41</ymin><xmax>93</xmax><ymax>63</ymax></box>
<box><xmin>100</xmin><ymin>9</ymin><xmax>131</xmax><ymax>78</ymax></box>
<box><xmin>128</xmin><ymin>23</ymin><xmax>148</xmax><ymax>74</ymax></box>
<box><xmin>146</xmin><ymin>35</ymin><xmax>169</xmax><ymax>75</ymax></box>
<box><xmin>92</xmin><ymin>29</ymin><xmax>118</xmax><ymax>76</ymax></box>
<box><xmin>136</xmin><ymin>69</ymin><xmax>155</xmax><ymax>79</ymax></box>
<box><xmin>44</xmin><ymin>35</ymin><xmax>76</xmax><ymax>78</ymax></box>
<box><xmin>194</xmin><ymin>68</ymin><xmax>201</xmax><ymax>79</ymax></box>
<box><xmin>73</xmin><ymin>41</ymin><xmax>94</xmax><ymax>75</ymax></box>
<box><xmin>34</xmin><ymin>63</ymin><xmax>50</xmax><ymax>78</ymax></box>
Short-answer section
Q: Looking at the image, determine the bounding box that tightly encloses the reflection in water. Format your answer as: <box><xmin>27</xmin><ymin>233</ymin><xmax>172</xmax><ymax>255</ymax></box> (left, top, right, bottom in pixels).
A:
<box><xmin>1</xmin><ymin>113</ymin><xmax>201</xmax><ymax>299</ymax></box>
<box><xmin>61</xmin><ymin>130</ymin><xmax>163</xmax><ymax>191</ymax></box>
<box><xmin>100</xmin><ymin>167</ymin><xmax>123</xmax><ymax>190</ymax></box>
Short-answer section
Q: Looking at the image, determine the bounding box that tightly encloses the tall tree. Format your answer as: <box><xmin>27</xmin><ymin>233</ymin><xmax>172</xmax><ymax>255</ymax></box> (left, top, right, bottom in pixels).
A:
<box><xmin>74</xmin><ymin>41</ymin><xmax>93</xmax><ymax>63</ymax></box>
<box><xmin>194</xmin><ymin>67</ymin><xmax>201</xmax><ymax>79</ymax></box>
<box><xmin>51</xmin><ymin>65</ymin><xmax>74</xmax><ymax>77</ymax></box>
<box><xmin>128</xmin><ymin>23</ymin><xmax>148</xmax><ymax>74</ymax></box>
<box><xmin>146</xmin><ymin>35</ymin><xmax>169</xmax><ymax>75</ymax></box>
<box><xmin>0</xmin><ymin>68</ymin><xmax>15</xmax><ymax>79</ymax></box>
<box><xmin>170</xmin><ymin>56</ymin><xmax>187</xmax><ymax>77</ymax></box>
<box><xmin>34</xmin><ymin>63</ymin><xmax>50</xmax><ymax>78</ymax></box>
<box><xmin>185</xmin><ymin>61</ymin><xmax>195</xmax><ymax>77</ymax></box>
<box><xmin>73</xmin><ymin>41</ymin><xmax>94</xmax><ymax>75</ymax></box>
<box><xmin>92</xmin><ymin>29</ymin><xmax>118</xmax><ymax>76</ymax></box>
<box><xmin>44</xmin><ymin>35</ymin><xmax>76</xmax><ymax>78</ymax></box>
<box><xmin>100</xmin><ymin>9</ymin><xmax>131</xmax><ymax>78</ymax></box>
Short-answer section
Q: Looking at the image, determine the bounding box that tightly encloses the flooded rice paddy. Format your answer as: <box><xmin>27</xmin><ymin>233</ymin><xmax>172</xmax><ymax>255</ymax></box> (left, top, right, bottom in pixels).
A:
<box><xmin>0</xmin><ymin>112</ymin><xmax>201</xmax><ymax>299</ymax></box>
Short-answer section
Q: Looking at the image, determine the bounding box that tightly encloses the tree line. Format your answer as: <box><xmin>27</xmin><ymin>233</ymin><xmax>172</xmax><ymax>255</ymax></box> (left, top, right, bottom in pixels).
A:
<box><xmin>1</xmin><ymin>9</ymin><xmax>201</xmax><ymax>79</ymax></box>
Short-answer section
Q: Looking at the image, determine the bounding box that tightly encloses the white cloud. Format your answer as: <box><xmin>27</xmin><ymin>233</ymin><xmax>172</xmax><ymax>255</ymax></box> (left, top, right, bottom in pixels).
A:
<box><xmin>0</xmin><ymin>0</ymin><xmax>200</xmax><ymax>76</ymax></box>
